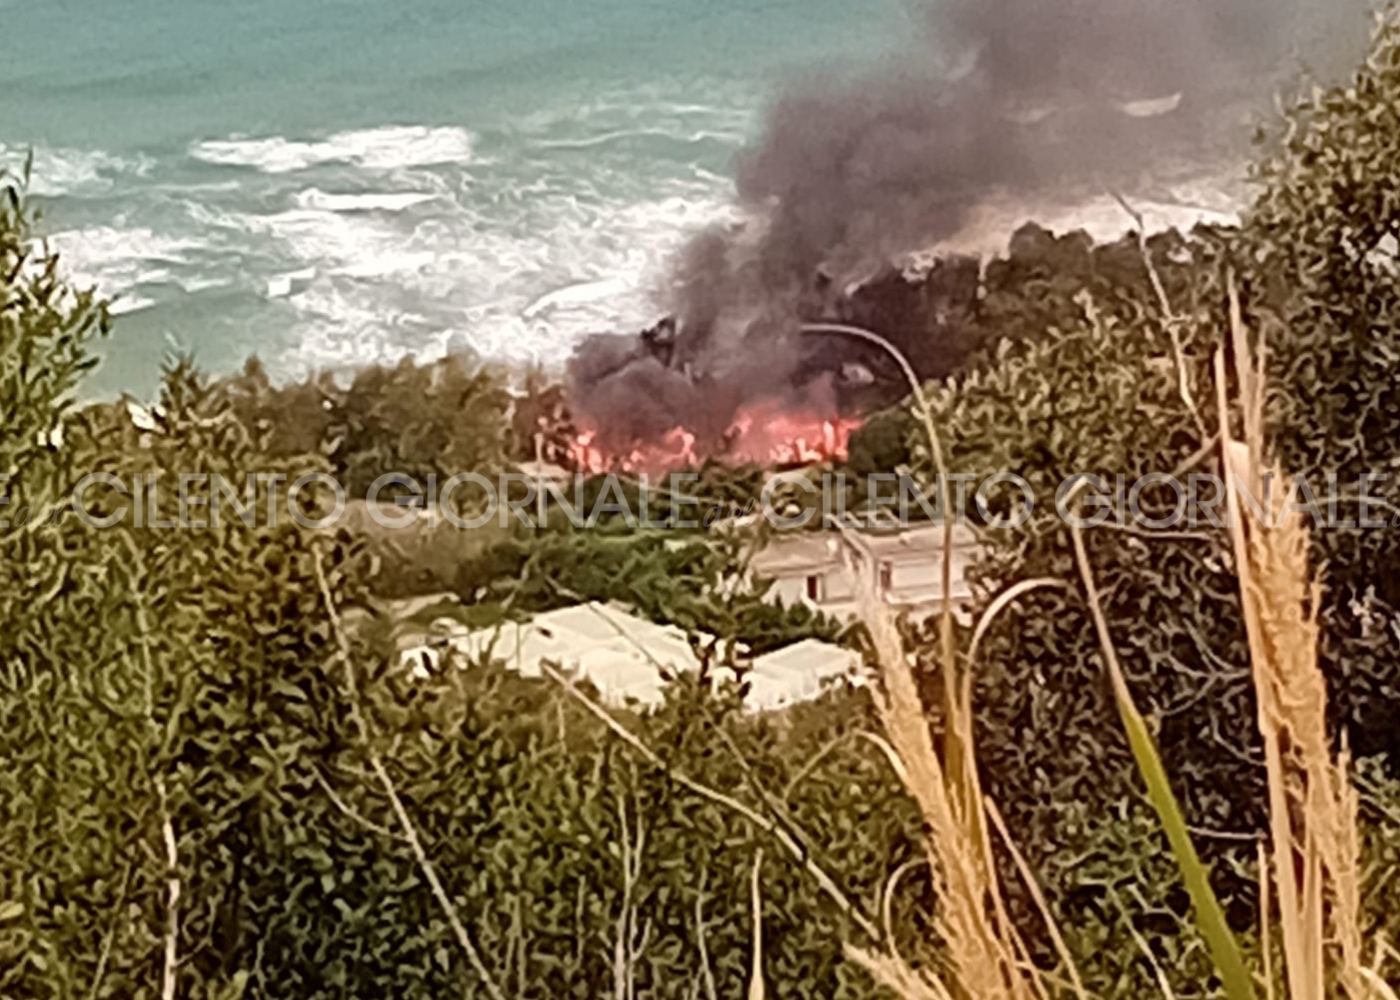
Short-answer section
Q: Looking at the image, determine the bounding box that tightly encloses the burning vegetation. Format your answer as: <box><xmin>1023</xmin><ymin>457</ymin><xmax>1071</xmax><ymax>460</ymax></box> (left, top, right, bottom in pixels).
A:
<box><xmin>567</xmin><ymin>402</ymin><xmax>863</xmax><ymax>475</ymax></box>
<box><xmin>562</xmin><ymin>0</ymin><xmax>1367</xmax><ymax>473</ymax></box>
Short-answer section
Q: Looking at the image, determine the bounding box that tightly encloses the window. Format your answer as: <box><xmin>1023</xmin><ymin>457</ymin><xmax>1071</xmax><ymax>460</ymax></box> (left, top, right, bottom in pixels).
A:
<box><xmin>879</xmin><ymin>561</ymin><xmax>893</xmax><ymax>593</ymax></box>
<box><xmin>806</xmin><ymin>575</ymin><xmax>821</xmax><ymax>602</ymax></box>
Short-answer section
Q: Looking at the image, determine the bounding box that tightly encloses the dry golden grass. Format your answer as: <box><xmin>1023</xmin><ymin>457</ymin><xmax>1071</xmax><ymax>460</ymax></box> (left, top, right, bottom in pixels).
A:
<box><xmin>844</xmin><ymin>294</ymin><xmax>1399</xmax><ymax>999</ymax></box>
<box><xmin>816</xmin><ymin>322</ymin><xmax>1071</xmax><ymax>1000</ymax></box>
<box><xmin>1216</xmin><ymin>295</ymin><xmax>1370</xmax><ymax>1000</ymax></box>
<box><xmin>846</xmin><ymin>606</ymin><xmax>1042</xmax><ymax>1000</ymax></box>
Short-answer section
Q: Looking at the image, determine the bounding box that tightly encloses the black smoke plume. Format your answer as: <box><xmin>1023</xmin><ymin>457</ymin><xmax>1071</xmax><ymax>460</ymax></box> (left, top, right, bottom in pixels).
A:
<box><xmin>568</xmin><ymin>0</ymin><xmax>1368</xmax><ymax>456</ymax></box>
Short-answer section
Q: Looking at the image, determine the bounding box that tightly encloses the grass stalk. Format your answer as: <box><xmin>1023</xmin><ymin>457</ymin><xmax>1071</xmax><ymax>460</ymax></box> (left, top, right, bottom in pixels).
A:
<box><xmin>1215</xmin><ymin>279</ymin><xmax>1369</xmax><ymax>1000</ymax></box>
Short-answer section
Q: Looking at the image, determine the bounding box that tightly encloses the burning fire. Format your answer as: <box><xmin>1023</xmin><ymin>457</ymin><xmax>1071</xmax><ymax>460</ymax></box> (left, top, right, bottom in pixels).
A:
<box><xmin>568</xmin><ymin>401</ymin><xmax>862</xmax><ymax>474</ymax></box>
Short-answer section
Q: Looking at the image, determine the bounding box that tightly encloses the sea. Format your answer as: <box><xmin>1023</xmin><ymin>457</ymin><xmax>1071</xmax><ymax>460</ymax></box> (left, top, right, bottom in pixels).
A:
<box><xmin>0</xmin><ymin>0</ymin><xmax>909</xmax><ymax>398</ymax></box>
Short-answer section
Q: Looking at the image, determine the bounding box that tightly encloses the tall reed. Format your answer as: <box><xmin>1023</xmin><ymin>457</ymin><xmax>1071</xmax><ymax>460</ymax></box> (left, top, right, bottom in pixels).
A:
<box><xmin>1214</xmin><ymin>292</ymin><xmax>1369</xmax><ymax>1000</ymax></box>
<box><xmin>846</xmin><ymin>293</ymin><xmax>1395</xmax><ymax>998</ymax></box>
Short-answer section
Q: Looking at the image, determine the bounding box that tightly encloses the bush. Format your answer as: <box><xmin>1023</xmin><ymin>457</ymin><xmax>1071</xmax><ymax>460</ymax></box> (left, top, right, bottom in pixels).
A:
<box><xmin>886</xmin><ymin>7</ymin><xmax>1400</xmax><ymax>961</ymax></box>
<box><xmin>0</xmin><ymin>174</ymin><xmax>916</xmax><ymax>998</ymax></box>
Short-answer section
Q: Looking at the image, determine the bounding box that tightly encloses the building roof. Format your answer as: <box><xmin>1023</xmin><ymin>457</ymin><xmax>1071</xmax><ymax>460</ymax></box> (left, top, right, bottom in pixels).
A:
<box><xmin>746</xmin><ymin>640</ymin><xmax>866</xmax><ymax>712</ymax></box>
<box><xmin>448</xmin><ymin>602</ymin><xmax>862</xmax><ymax>713</ymax></box>
<box><xmin>451</xmin><ymin>603</ymin><xmax>705</xmax><ymax>707</ymax></box>
<box><xmin>752</xmin><ymin>638</ymin><xmax>861</xmax><ymax>680</ymax></box>
<box><xmin>749</xmin><ymin>533</ymin><xmax>843</xmax><ymax>576</ymax></box>
<box><xmin>843</xmin><ymin>523</ymin><xmax>980</xmax><ymax>561</ymax></box>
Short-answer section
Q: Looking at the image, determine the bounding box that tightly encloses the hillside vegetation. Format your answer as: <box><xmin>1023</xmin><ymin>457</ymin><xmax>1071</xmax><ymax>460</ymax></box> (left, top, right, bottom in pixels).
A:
<box><xmin>6</xmin><ymin>12</ymin><xmax>1400</xmax><ymax>1000</ymax></box>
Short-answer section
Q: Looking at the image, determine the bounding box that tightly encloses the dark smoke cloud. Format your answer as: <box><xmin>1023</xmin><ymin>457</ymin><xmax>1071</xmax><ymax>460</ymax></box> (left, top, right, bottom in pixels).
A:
<box><xmin>736</xmin><ymin>0</ymin><xmax>1366</xmax><ymax>286</ymax></box>
<box><xmin>932</xmin><ymin>0</ymin><xmax>1355</xmax><ymax>97</ymax></box>
<box><xmin>569</xmin><ymin>0</ymin><xmax>1370</xmax><ymax>454</ymax></box>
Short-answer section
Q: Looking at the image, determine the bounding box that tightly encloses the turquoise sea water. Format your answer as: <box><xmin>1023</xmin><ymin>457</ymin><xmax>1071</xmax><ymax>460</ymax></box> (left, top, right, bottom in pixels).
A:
<box><xmin>0</xmin><ymin>0</ymin><xmax>906</xmax><ymax>396</ymax></box>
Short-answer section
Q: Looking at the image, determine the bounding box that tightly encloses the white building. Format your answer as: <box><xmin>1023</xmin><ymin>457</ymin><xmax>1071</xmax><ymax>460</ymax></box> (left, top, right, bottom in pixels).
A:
<box><xmin>425</xmin><ymin>601</ymin><xmax>862</xmax><ymax>713</ymax></box>
<box><xmin>749</xmin><ymin>533</ymin><xmax>860</xmax><ymax>619</ymax></box>
<box><xmin>746</xmin><ymin>639</ymin><xmax>865</xmax><ymax>712</ymax></box>
<box><xmin>749</xmin><ymin>523</ymin><xmax>980</xmax><ymax>623</ymax></box>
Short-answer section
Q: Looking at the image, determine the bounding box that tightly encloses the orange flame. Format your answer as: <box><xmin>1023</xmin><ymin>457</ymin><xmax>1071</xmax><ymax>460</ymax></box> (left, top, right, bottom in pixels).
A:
<box><xmin>568</xmin><ymin>402</ymin><xmax>860</xmax><ymax>474</ymax></box>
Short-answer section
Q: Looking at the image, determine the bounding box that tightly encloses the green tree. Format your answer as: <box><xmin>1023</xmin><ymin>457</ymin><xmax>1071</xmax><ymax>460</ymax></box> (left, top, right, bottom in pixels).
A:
<box><xmin>0</xmin><ymin>163</ymin><xmax>110</xmax><ymax>531</ymax></box>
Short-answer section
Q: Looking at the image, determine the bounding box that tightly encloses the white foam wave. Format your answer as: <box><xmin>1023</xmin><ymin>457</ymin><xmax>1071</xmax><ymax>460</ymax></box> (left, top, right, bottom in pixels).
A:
<box><xmin>1121</xmin><ymin>93</ymin><xmax>1185</xmax><ymax>118</ymax></box>
<box><xmin>267</xmin><ymin>268</ymin><xmax>317</xmax><ymax>299</ymax></box>
<box><xmin>253</xmin><ymin>208</ymin><xmax>392</xmax><ymax>269</ymax></box>
<box><xmin>937</xmin><ymin>190</ymin><xmax>1242</xmax><ymax>262</ymax></box>
<box><xmin>47</xmin><ymin>226</ymin><xmax>206</xmax><ymax>300</ymax></box>
<box><xmin>190</xmin><ymin>126</ymin><xmax>476</xmax><ymax>174</ymax></box>
<box><xmin>0</xmin><ymin>144</ymin><xmax>148</xmax><ymax>198</ymax></box>
<box><xmin>109</xmin><ymin>294</ymin><xmax>157</xmax><ymax>316</ymax></box>
<box><xmin>47</xmin><ymin>121</ymin><xmax>740</xmax><ymax>381</ymax></box>
<box><xmin>523</xmin><ymin>278</ymin><xmax>631</xmax><ymax>319</ymax></box>
<box><xmin>339</xmin><ymin>251</ymin><xmax>438</xmax><ymax>279</ymax></box>
<box><xmin>293</xmin><ymin>188</ymin><xmax>439</xmax><ymax>213</ymax></box>
<box><xmin>175</xmin><ymin>275</ymin><xmax>232</xmax><ymax>294</ymax></box>
<box><xmin>252</xmin><ymin>206</ymin><xmax>440</xmax><ymax>286</ymax></box>
<box><xmin>267</xmin><ymin>182</ymin><xmax>737</xmax><ymax>377</ymax></box>
<box><xmin>536</xmin><ymin>128</ymin><xmax>743</xmax><ymax>151</ymax></box>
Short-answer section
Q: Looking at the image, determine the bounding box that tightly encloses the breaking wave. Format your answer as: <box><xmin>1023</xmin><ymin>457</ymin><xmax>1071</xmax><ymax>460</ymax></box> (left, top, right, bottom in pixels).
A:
<box><xmin>18</xmin><ymin>95</ymin><xmax>750</xmax><ymax>389</ymax></box>
<box><xmin>0</xmin><ymin>143</ymin><xmax>149</xmax><ymax>198</ymax></box>
<box><xmin>293</xmin><ymin>188</ymin><xmax>440</xmax><ymax>213</ymax></box>
<box><xmin>189</xmin><ymin>125</ymin><xmax>477</xmax><ymax>174</ymax></box>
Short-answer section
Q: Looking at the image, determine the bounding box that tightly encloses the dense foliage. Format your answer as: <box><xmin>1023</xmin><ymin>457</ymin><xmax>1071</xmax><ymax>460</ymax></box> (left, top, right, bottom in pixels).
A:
<box><xmin>0</xmin><ymin>174</ymin><xmax>908</xmax><ymax>999</ymax></box>
<box><xmin>884</xmin><ymin>14</ymin><xmax>1400</xmax><ymax>995</ymax></box>
<box><xmin>8</xmin><ymin>12</ymin><xmax>1400</xmax><ymax>1000</ymax></box>
<box><xmin>220</xmin><ymin>350</ymin><xmax>514</xmax><ymax>499</ymax></box>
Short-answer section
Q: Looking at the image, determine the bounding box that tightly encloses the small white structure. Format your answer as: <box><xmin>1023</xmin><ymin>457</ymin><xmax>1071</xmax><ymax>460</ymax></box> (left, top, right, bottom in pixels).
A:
<box><xmin>452</xmin><ymin>603</ymin><xmax>708</xmax><ymax>710</ymax></box>
<box><xmin>749</xmin><ymin>523</ymin><xmax>980</xmax><ymax>623</ymax></box>
<box><xmin>842</xmin><ymin>524</ymin><xmax>979</xmax><ymax>620</ymax></box>
<box><xmin>449</xmin><ymin>602</ymin><xmax>861</xmax><ymax>713</ymax></box>
<box><xmin>750</xmin><ymin>533</ymin><xmax>860</xmax><ymax>620</ymax></box>
<box><xmin>745</xmin><ymin>639</ymin><xmax>864</xmax><ymax>712</ymax></box>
